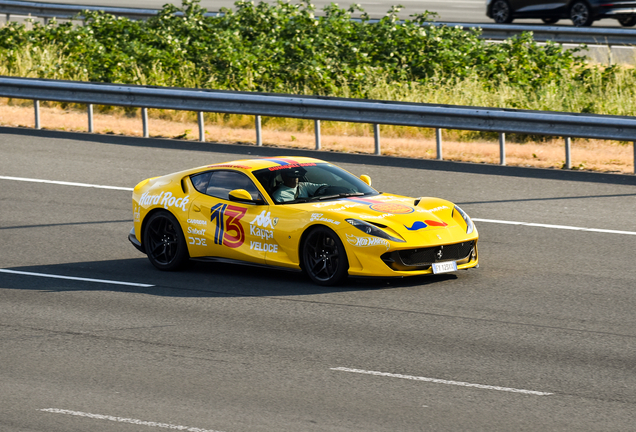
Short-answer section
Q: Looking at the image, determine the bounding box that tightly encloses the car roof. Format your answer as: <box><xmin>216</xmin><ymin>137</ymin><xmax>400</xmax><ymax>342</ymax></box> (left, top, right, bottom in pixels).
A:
<box><xmin>203</xmin><ymin>156</ymin><xmax>327</xmax><ymax>173</ymax></box>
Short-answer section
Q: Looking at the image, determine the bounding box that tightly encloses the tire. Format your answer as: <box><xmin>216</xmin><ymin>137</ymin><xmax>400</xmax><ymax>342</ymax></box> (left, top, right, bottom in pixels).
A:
<box><xmin>491</xmin><ymin>0</ymin><xmax>513</xmax><ymax>23</ymax></box>
<box><xmin>143</xmin><ymin>211</ymin><xmax>189</xmax><ymax>271</ymax></box>
<box><xmin>541</xmin><ymin>17</ymin><xmax>559</xmax><ymax>24</ymax></box>
<box><xmin>618</xmin><ymin>15</ymin><xmax>636</xmax><ymax>27</ymax></box>
<box><xmin>301</xmin><ymin>226</ymin><xmax>348</xmax><ymax>286</ymax></box>
<box><xmin>570</xmin><ymin>2</ymin><xmax>593</xmax><ymax>27</ymax></box>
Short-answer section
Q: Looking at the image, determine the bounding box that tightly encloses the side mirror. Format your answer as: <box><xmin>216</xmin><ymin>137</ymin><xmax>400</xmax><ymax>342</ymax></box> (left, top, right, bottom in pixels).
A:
<box><xmin>360</xmin><ymin>175</ymin><xmax>372</xmax><ymax>186</ymax></box>
<box><xmin>229</xmin><ymin>189</ymin><xmax>254</xmax><ymax>202</ymax></box>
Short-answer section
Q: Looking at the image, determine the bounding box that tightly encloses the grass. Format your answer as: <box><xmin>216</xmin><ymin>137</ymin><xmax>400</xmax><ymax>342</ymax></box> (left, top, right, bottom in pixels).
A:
<box><xmin>1</xmin><ymin>99</ymin><xmax>633</xmax><ymax>174</ymax></box>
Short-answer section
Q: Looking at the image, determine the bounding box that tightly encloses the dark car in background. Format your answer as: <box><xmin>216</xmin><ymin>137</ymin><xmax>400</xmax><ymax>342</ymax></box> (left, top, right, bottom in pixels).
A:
<box><xmin>486</xmin><ymin>0</ymin><xmax>636</xmax><ymax>26</ymax></box>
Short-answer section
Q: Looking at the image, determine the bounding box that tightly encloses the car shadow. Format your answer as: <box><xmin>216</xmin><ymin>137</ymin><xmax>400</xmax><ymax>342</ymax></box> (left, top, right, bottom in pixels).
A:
<box><xmin>1</xmin><ymin>258</ymin><xmax>457</xmax><ymax>297</ymax></box>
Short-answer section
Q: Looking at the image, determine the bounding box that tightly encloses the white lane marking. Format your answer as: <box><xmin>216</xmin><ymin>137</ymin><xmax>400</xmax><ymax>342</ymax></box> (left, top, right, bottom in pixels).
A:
<box><xmin>331</xmin><ymin>367</ymin><xmax>553</xmax><ymax>396</ymax></box>
<box><xmin>0</xmin><ymin>175</ymin><xmax>133</xmax><ymax>191</ymax></box>
<box><xmin>0</xmin><ymin>269</ymin><xmax>154</xmax><ymax>287</ymax></box>
<box><xmin>40</xmin><ymin>409</ymin><xmax>224</xmax><ymax>432</ymax></box>
<box><xmin>473</xmin><ymin>218</ymin><xmax>636</xmax><ymax>236</ymax></box>
<box><xmin>2</xmin><ymin>175</ymin><xmax>633</xmax><ymax>236</ymax></box>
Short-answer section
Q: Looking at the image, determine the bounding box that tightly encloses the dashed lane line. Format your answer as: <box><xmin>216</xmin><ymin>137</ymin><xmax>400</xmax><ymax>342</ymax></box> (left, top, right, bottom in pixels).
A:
<box><xmin>0</xmin><ymin>175</ymin><xmax>133</xmax><ymax>191</ymax></box>
<box><xmin>331</xmin><ymin>367</ymin><xmax>553</xmax><ymax>396</ymax></box>
<box><xmin>0</xmin><ymin>269</ymin><xmax>154</xmax><ymax>287</ymax></box>
<box><xmin>473</xmin><ymin>218</ymin><xmax>636</xmax><ymax>236</ymax></box>
<box><xmin>40</xmin><ymin>409</ymin><xmax>224</xmax><ymax>432</ymax></box>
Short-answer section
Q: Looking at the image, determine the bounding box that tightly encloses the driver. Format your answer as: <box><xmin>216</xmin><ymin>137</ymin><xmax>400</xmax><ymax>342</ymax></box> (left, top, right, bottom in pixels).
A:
<box><xmin>272</xmin><ymin>168</ymin><xmax>327</xmax><ymax>203</ymax></box>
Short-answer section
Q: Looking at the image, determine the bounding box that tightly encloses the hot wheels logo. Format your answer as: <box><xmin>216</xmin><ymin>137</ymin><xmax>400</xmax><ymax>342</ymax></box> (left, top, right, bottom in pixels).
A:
<box><xmin>346</xmin><ymin>234</ymin><xmax>390</xmax><ymax>250</ymax></box>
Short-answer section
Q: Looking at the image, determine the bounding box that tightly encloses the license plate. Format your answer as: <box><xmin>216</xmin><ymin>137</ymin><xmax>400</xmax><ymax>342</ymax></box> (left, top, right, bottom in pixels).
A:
<box><xmin>432</xmin><ymin>261</ymin><xmax>457</xmax><ymax>274</ymax></box>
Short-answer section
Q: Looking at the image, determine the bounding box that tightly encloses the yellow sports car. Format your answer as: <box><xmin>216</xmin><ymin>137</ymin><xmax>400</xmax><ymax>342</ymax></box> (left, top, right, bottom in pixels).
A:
<box><xmin>129</xmin><ymin>157</ymin><xmax>479</xmax><ymax>285</ymax></box>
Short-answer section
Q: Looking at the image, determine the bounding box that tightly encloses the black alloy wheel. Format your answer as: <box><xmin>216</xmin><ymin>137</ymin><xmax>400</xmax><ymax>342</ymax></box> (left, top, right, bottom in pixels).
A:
<box><xmin>618</xmin><ymin>15</ymin><xmax>636</xmax><ymax>26</ymax></box>
<box><xmin>491</xmin><ymin>0</ymin><xmax>513</xmax><ymax>23</ymax></box>
<box><xmin>143</xmin><ymin>211</ymin><xmax>189</xmax><ymax>271</ymax></box>
<box><xmin>302</xmin><ymin>226</ymin><xmax>348</xmax><ymax>286</ymax></box>
<box><xmin>541</xmin><ymin>17</ymin><xmax>560</xmax><ymax>24</ymax></box>
<box><xmin>570</xmin><ymin>2</ymin><xmax>593</xmax><ymax>26</ymax></box>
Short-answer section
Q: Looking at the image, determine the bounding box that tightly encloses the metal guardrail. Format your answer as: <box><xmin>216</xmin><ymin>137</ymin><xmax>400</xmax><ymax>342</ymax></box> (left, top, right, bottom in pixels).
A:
<box><xmin>0</xmin><ymin>76</ymin><xmax>634</xmax><ymax>173</ymax></box>
<box><xmin>3</xmin><ymin>0</ymin><xmax>636</xmax><ymax>45</ymax></box>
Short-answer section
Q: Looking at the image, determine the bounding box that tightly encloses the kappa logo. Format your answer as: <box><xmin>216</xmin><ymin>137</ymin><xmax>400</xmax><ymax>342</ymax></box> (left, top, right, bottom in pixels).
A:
<box><xmin>251</xmin><ymin>210</ymin><xmax>277</xmax><ymax>228</ymax></box>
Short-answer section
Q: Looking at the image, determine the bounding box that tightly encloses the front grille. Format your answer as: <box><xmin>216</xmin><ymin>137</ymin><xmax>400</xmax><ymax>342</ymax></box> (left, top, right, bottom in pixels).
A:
<box><xmin>383</xmin><ymin>241</ymin><xmax>475</xmax><ymax>268</ymax></box>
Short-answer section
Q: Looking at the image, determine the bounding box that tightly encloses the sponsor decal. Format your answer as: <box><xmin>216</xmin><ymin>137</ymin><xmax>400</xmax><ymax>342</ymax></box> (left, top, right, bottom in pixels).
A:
<box><xmin>188</xmin><ymin>236</ymin><xmax>207</xmax><ymax>246</ymax></box>
<box><xmin>207</xmin><ymin>164</ymin><xmax>250</xmax><ymax>169</ymax></box>
<box><xmin>405</xmin><ymin>221</ymin><xmax>428</xmax><ymax>231</ymax></box>
<box><xmin>133</xmin><ymin>204</ymin><xmax>141</xmax><ymax>222</ymax></box>
<box><xmin>312</xmin><ymin>202</ymin><xmax>361</xmax><ymax>211</ymax></box>
<box><xmin>139</xmin><ymin>191</ymin><xmax>190</xmax><ymax>212</ymax></box>
<box><xmin>210</xmin><ymin>203</ymin><xmax>247</xmax><ymax>248</ymax></box>
<box><xmin>346</xmin><ymin>234</ymin><xmax>390</xmax><ymax>250</ymax></box>
<box><xmin>310</xmin><ymin>213</ymin><xmax>341</xmax><ymax>225</ymax></box>
<box><xmin>187</xmin><ymin>226</ymin><xmax>206</xmax><ymax>235</ymax></box>
<box><xmin>187</xmin><ymin>219</ymin><xmax>207</xmax><ymax>226</ymax></box>
<box><xmin>427</xmin><ymin>205</ymin><xmax>449</xmax><ymax>212</ymax></box>
<box><xmin>404</xmin><ymin>220</ymin><xmax>447</xmax><ymax>230</ymax></box>
<box><xmin>250</xmin><ymin>224</ymin><xmax>274</xmax><ymax>240</ymax></box>
<box><xmin>267</xmin><ymin>163</ymin><xmax>317</xmax><ymax>171</ymax></box>
<box><xmin>369</xmin><ymin>203</ymin><xmax>414</xmax><ymax>214</ymax></box>
<box><xmin>251</xmin><ymin>210</ymin><xmax>276</xmax><ymax>228</ymax></box>
<box><xmin>250</xmin><ymin>241</ymin><xmax>278</xmax><ymax>253</ymax></box>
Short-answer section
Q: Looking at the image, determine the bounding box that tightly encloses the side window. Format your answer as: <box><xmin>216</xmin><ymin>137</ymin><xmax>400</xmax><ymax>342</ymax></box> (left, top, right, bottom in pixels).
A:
<box><xmin>191</xmin><ymin>172</ymin><xmax>212</xmax><ymax>194</ymax></box>
<box><xmin>206</xmin><ymin>170</ymin><xmax>263</xmax><ymax>201</ymax></box>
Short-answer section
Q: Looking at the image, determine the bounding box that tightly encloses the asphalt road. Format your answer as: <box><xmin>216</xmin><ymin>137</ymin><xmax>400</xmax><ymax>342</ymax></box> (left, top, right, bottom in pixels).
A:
<box><xmin>21</xmin><ymin>0</ymin><xmax>626</xmax><ymax>26</ymax></box>
<box><xmin>1</xmin><ymin>127</ymin><xmax>636</xmax><ymax>431</ymax></box>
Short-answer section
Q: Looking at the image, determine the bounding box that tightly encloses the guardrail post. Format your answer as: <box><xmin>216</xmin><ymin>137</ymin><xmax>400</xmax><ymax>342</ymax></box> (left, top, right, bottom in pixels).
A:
<box><xmin>142</xmin><ymin>107</ymin><xmax>148</xmax><ymax>138</ymax></box>
<box><xmin>197</xmin><ymin>111</ymin><xmax>205</xmax><ymax>142</ymax></box>
<box><xmin>436</xmin><ymin>128</ymin><xmax>443</xmax><ymax>160</ymax></box>
<box><xmin>87</xmin><ymin>104</ymin><xmax>94</xmax><ymax>133</ymax></box>
<box><xmin>255</xmin><ymin>115</ymin><xmax>262</xmax><ymax>146</ymax></box>
<box><xmin>565</xmin><ymin>137</ymin><xmax>572</xmax><ymax>169</ymax></box>
<box><xmin>499</xmin><ymin>133</ymin><xmax>506</xmax><ymax>165</ymax></box>
<box><xmin>373</xmin><ymin>124</ymin><xmax>381</xmax><ymax>155</ymax></box>
<box><xmin>6</xmin><ymin>13</ymin><xmax>10</xmax><ymax>24</ymax></box>
<box><xmin>314</xmin><ymin>120</ymin><xmax>321</xmax><ymax>150</ymax></box>
<box><xmin>34</xmin><ymin>100</ymin><xmax>40</xmax><ymax>130</ymax></box>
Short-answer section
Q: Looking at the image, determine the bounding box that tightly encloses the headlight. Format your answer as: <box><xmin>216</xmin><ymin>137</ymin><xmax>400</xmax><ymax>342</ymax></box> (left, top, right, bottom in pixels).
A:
<box><xmin>346</xmin><ymin>219</ymin><xmax>405</xmax><ymax>242</ymax></box>
<box><xmin>453</xmin><ymin>205</ymin><xmax>474</xmax><ymax>234</ymax></box>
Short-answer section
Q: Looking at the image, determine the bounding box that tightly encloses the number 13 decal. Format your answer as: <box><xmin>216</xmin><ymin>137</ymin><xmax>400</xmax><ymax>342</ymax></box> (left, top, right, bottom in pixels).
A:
<box><xmin>210</xmin><ymin>203</ymin><xmax>247</xmax><ymax>248</ymax></box>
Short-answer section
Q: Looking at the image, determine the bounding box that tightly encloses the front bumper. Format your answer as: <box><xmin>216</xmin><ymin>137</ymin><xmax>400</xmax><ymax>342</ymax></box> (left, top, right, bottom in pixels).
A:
<box><xmin>128</xmin><ymin>227</ymin><xmax>145</xmax><ymax>253</ymax></box>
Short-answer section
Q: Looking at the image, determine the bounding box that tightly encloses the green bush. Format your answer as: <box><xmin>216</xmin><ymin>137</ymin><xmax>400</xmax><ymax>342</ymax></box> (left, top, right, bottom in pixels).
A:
<box><xmin>3</xmin><ymin>0</ymin><xmax>636</xmax><ymax>121</ymax></box>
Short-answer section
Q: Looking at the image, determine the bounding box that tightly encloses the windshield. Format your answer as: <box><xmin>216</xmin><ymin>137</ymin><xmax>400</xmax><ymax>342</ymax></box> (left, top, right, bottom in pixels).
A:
<box><xmin>253</xmin><ymin>163</ymin><xmax>378</xmax><ymax>204</ymax></box>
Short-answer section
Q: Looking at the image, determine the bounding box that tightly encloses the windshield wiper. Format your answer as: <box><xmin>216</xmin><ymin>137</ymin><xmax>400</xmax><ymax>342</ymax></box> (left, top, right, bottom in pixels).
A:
<box><xmin>308</xmin><ymin>192</ymin><xmax>365</xmax><ymax>202</ymax></box>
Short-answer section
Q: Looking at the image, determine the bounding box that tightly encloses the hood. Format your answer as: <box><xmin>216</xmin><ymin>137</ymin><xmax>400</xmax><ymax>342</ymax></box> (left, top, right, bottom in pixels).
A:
<box><xmin>298</xmin><ymin>194</ymin><xmax>469</xmax><ymax>244</ymax></box>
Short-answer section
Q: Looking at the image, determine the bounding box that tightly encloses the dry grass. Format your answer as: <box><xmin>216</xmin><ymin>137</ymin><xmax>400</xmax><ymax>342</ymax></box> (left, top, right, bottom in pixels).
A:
<box><xmin>1</xmin><ymin>100</ymin><xmax>633</xmax><ymax>174</ymax></box>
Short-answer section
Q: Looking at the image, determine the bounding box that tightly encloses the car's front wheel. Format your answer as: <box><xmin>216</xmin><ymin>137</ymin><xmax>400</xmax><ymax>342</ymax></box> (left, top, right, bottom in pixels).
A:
<box><xmin>570</xmin><ymin>1</ymin><xmax>593</xmax><ymax>26</ymax></box>
<box><xmin>143</xmin><ymin>211</ymin><xmax>189</xmax><ymax>271</ymax></box>
<box><xmin>491</xmin><ymin>0</ymin><xmax>513</xmax><ymax>23</ymax></box>
<box><xmin>618</xmin><ymin>15</ymin><xmax>636</xmax><ymax>26</ymax></box>
<box><xmin>302</xmin><ymin>226</ymin><xmax>348</xmax><ymax>286</ymax></box>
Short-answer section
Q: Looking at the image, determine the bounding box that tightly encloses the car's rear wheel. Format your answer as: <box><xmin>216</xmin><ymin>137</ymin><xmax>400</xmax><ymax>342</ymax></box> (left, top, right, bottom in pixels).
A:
<box><xmin>541</xmin><ymin>17</ymin><xmax>559</xmax><ymax>24</ymax></box>
<box><xmin>143</xmin><ymin>211</ymin><xmax>189</xmax><ymax>271</ymax></box>
<box><xmin>570</xmin><ymin>1</ymin><xmax>593</xmax><ymax>26</ymax></box>
<box><xmin>302</xmin><ymin>226</ymin><xmax>348</xmax><ymax>286</ymax></box>
<box><xmin>618</xmin><ymin>15</ymin><xmax>636</xmax><ymax>26</ymax></box>
<box><xmin>491</xmin><ymin>0</ymin><xmax>513</xmax><ymax>23</ymax></box>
